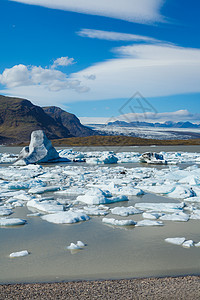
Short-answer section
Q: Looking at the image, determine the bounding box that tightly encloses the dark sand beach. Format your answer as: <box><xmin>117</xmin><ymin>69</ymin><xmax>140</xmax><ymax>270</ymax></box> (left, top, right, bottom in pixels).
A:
<box><xmin>1</xmin><ymin>276</ymin><xmax>200</xmax><ymax>299</ymax></box>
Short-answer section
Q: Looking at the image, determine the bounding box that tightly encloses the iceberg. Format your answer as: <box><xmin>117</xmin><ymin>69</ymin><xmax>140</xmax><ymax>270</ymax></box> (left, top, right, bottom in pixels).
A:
<box><xmin>102</xmin><ymin>218</ymin><xmax>136</xmax><ymax>226</ymax></box>
<box><xmin>14</xmin><ymin>130</ymin><xmax>70</xmax><ymax>165</ymax></box>
<box><xmin>182</xmin><ymin>240</ymin><xmax>194</xmax><ymax>248</ymax></box>
<box><xmin>165</xmin><ymin>237</ymin><xmax>186</xmax><ymax>245</ymax></box>
<box><xmin>41</xmin><ymin>209</ymin><xmax>90</xmax><ymax>224</ymax></box>
<box><xmin>9</xmin><ymin>250</ymin><xmax>29</xmax><ymax>258</ymax></box>
<box><xmin>111</xmin><ymin>206</ymin><xmax>142</xmax><ymax>217</ymax></box>
<box><xmin>140</xmin><ymin>152</ymin><xmax>167</xmax><ymax>165</ymax></box>
<box><xmin>0</xmin><ymin>218</ymin><xmax>26</xmax><ymax>226</ymax></box>
<box><xmin>135</xmin><ymin>202</ymin><xmax>185</xmax><ymax>213</ymax></box>
<box><xmin>27</xmin><ymin>199</ymin><xmax>64</xmax><ymax>214</ymax></box>
<box><xmin>160</xmin><ymin>212</ymin><xmax>189</xmax><ymax>222</ymax></box>
<box><xmin>135</xmin><ymin>220</ymin><xmax>163</xmax><ymax>227</ymax></box>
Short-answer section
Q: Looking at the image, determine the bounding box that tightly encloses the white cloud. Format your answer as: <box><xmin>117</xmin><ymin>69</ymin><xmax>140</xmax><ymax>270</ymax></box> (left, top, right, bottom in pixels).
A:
<box><xmin>52</xmin><ymin>56</ymin><xmax>75</xmax><ymax>69</ymax></box>
<box><xmin>118</xmin><ymin>110</ymin><xmax>200</xmax><ymax>123</ymax></box>
<box><xmin>80</xmin><ymin>110</ymin><xmax>200</xmax><ymax>125</ymax></box>
<box><xmin>0</xmin><ymin>63</ymin><xmax>89</xmax><ymax>93</ymax></box>
<box><xmin>72</xmin><ymin>44</ymin><xmax>200</xmax><ymax>101</ymax></box>
<box><xmin>10</xmin><ymin>0</ymin><xmax>165</xmax><ymax>24</ymax></box>
<box><xmin>77</xmin><ymin>29</ymin><xmax>159</xmax><ymax>43</ymax></box>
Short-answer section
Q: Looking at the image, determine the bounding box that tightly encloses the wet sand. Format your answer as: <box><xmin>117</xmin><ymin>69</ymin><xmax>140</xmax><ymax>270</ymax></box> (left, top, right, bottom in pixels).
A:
<box><xmin>0</xmin><ymin>276</ymin><xmax>200</xmax><ymax>299</ymax></box>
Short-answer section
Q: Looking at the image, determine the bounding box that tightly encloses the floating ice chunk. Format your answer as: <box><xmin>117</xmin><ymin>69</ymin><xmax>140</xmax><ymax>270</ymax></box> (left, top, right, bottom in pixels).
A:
<box><xmin>165</xmin><ymin>237</ymin><xmax>186</xmax><ymax>245</ymax></box>
<box><xmin>0</xmin><ymin>207</ymin><xmax>13</xmax><ymax>216</ymax></box>
<box><xmin>160</xmin><ymin>212</ymin><xmax>189</xmax><ymax>222</ymax></box>
<box><xmin>28</xmin><ymin>186</ymin><xmax>60</xmax><ymax>194</ymax></box>
<box><xmin>142</xmin><ymin>185</ymin><xmax>175</xmax><ymax>195</ymax></box>
<box><xmin>9</xmin><ymin>250</ymin><xmax>29</xmax><ymax>258</ymax></box>
<box><xmin>27</xmin><ymin>212</ymin><xmax>41</xmax><ymax>217</ymax></box>
<box><xmin>111</xmin><ymin>206</ymin><xmax>142</xmax><ymax>217</ymax></box>
<box><xmin>102</xmin><ymin>218</ymin><xmax>136</xmax><ymax>226</ymax></box>
<box><xmin>189</xmin><ymin>210</ymin><xmax>200</xmax><ymax>220</ymax></box>
<box><xmin>179</xmin><ymin>175</ymin><xmax>200</xmax><ymax>186</ymax></box>
<box><xmin>0</xmin><ymin>218</ymin><xmax>26</xmax><ymax>226</ymax></box>
<box><xmin>7</xmin><ymin>179</ymin><xmax>46</xmax><ymax>190</ymax></box>
<box><xmin>83</xmin><ymin>206</ymin><xmax>109</xmax><ymax>216</ymax></box>
<box><xmin>184</xmin><ymin>196</ymin><xmax>200</xmax><ymax>202</ymax></box>
<box><xmin>195</xmin><ymin>242</ymin><xmax>200</xmax><ymax>247</ymax></box>
<box><xmin>101</xmin><ymin>153</ymin><xmax>118</xmax><ymax>164</ymax></box>
<box><xmin>77</xmin><ymin>188</ymin><xmax>127</xmax><ymax>205</ymax></box>
<box><xmin>41</xmin><ymin>209</ymin><xmax>90</xmax><ymax>224</ymax></box>
<box><xmin>182</xmin><ymin>240</ymin><xmax>194</xmax><ymax>248</ymax></box>
<box><xmin>135</xmin><ymin>202</ymin><xmax>185</xmax><ymax>213</ymax></box>
<box><xmin>135</xmin><ymin>220</ymin><xmax>163</xmax><ymax>227</ymax></box>
<box><xmin>167</xmin><ymin>186</ymin><xmax>196</xmax><ymax>199</ymax></box>
<box><xmin>142</xmin><ymin>212</ymin><xmax>162</xmax><ymax>220</ymax></box>
<box><xmin>14</xmin><ymin>130</ymin><xmax>61</xmax><ymax>165</ymax></box>
<box><xmin>56</xmin><ymin>187</ymin><xmax>87</xmax><ymax>196</ymax></box>
<box><xmin>140</xmin><ymin>152</ymin><xmax>167</xmax><ymax>164</ymax></box>
<box><xmin>76</xmin><ymin>241</ymin><xmax>85</xmax><ymax>247</ymax></box>
<box><xmin>27</xmin><ymin>199</ymin><xmax>64</xmax><ymax>213</ymax></box>
<box><xmin>67</xmin><ymin>243</ymin><xmax>80</xmax><ymax>250</ymax></box>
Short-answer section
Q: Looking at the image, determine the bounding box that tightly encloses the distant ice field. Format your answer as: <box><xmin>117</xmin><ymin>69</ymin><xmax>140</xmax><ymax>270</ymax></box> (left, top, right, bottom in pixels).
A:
<box><xmin>0</xmin><ymin>146</ymin><xmax>200</xmax><ymax>283</ymax></box>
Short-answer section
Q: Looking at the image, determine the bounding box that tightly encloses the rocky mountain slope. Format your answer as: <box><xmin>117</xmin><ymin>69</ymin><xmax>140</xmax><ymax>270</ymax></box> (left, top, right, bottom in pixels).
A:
<box><xmin>43</xmin><ymin>106</ymin><xmax>94</xmax><ymax>137</ymax></box>
<box><xmin>0</xmin><ymin>95</ymin><xmax>94</xmax><ymax>144</ymax></box>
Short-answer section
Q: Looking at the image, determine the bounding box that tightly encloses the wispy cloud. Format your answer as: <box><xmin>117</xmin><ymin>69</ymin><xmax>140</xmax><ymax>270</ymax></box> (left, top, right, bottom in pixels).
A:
<box><xmin>73</xmin><ymin>44</ymin><xmax>200</xmax><ymax>101</ymax></box>
<box><xmin>10</xmin><ymin>0</ymin><xmax>166</xmax><ymax>24</ymax></box>
<box><xmin>80</xmin><ymin>110</ymin><xmax>200</xmax><ymax>125</ymax></box>
<box><xmin>77</xmin><ymin>29</ymin><xmax>160</xmax><ymax>43</ymax></box>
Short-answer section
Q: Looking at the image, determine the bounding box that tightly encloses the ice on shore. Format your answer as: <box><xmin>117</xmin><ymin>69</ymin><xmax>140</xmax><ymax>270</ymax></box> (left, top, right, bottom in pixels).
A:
<box><xmin>102</xmin><ymin>218</ymin><xmax>136</xmax><ymax>226</ymax></box>
<box><xmin>165</xmin><ymin>237</ymin><xmax>186</xmax><ymax>245</ymax></box>
<box><xmin>0</xmin><ymin>218</ymin><xmax>26</xmax><ymax>226</ymax></box>
<box><xmin>135</xmin><ymin>220</ymin><xmax>163</xmax><ymax>227</ymax></box>
<box><xmin>41</xmin><ymin>209</ymin><xmax>90</xmax><ymax>224</ymax></box>
<box><xmin>9</xmin><ymin>250</ymin><xmax>29</xmax><ymax>258</ymax></box>
<box><xmin>111</xmin><ymin>206</ymin><xmax>142</xmax><ymax>217</ymax></box>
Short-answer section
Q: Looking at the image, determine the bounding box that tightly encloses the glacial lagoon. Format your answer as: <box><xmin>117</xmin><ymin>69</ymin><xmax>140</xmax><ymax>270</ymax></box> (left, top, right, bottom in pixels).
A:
<box><xmin>1</xmin><ymin>146</ymin><xmax>200</xmax><ymax>284</ymax></box>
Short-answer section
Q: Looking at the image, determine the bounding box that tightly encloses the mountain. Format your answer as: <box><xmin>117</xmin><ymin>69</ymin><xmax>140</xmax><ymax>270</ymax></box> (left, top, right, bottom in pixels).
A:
<box><xmin>43</xmin><ymin>106</ymin><xmax>95</xmax><ymax>137</ymax></box>
<box><xmin>0</xmin><ymin>95</ymin><xmax>74</xmax><ymax>143</ymax></box>
<box><xmin>107</xmin><ymin>120</ymin><xmax>200</xmax><ymax>129</ymax></box>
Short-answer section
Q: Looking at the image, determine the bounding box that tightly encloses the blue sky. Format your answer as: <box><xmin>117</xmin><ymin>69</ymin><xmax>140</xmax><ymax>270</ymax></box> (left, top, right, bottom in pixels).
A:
<box><xmin>0</xmin><ymin>0</ymin><xmax>200</xmax><ymax>124</ymax></box>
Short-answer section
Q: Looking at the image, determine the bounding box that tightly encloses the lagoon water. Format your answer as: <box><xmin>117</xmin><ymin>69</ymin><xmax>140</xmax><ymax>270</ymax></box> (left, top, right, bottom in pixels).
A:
<box><xmin>1</xmin><ymin>145</ymin><xmax>200</xmax><ymax>284</ymax></box>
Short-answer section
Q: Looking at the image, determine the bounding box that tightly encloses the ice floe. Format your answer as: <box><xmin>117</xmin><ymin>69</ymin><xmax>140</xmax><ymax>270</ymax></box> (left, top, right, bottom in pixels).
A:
<box><xmin>27</xmin><ymin>199</ymin><xmax>64</xmax><ymax>214</ymax></box>
<box><xmin>41</xmin><ymin>209</ymin><xmax>90</xmax><ymax>224</ymax></box>
<box><xmin>165</xmin><ymin>237</ymin><xmax>186</xmax><ymax>245</ymax></box>
<box><xmin>182</xmin><ymin>240</ymin><xmax>194</xmax><ymax>248</ymax></box>
<box><xmin>0</xmin><ymin>218</ymin><xmax>26</xmax><ymax>226</ymax></box>
<box><xmin>67</xmin><ymin>241</ymin><xmax>86</xmax><ymax>250</ymax></box>
<box><xmin>110</xmin><ymin>206</ymin><xmax>142</xmax><ymax>217</ymax></box>
<box><xmin>135</xmin><ymin>220</ymin><xmax>163</xmax><ymax>227</ymax></box>
<box><xmin>9</xmin><ymin>250</ymin><xmax>29</xmax><ymax>258</ymax></box>
<box><xmin>159</xmin><ymin>212</ymin><xmax>189</xmax><ymax>222</ymax></box>
<box><xmin>135</xmin><ymin>202</ymin><xmax>185</xmax><ymax>213</ymax></box>
<box><xmin>102</xmin><ymin>218</ymin><xmax>136</xmax><ymax>226</ymax></box>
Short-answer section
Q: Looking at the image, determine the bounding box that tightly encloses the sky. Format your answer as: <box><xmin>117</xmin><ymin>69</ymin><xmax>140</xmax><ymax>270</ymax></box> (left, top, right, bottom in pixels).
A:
<box><xmin>0</xmin><ymin>0</ymin><xmax>200</xmax><ymax>124</ymax></box>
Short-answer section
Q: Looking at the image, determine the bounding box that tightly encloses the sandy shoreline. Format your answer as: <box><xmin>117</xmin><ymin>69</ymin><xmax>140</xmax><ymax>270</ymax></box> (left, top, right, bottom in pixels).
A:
<box><xmin>0</xmin><ymin>276</ymin><xmax>200</xmax><ymax>299</ymax></box>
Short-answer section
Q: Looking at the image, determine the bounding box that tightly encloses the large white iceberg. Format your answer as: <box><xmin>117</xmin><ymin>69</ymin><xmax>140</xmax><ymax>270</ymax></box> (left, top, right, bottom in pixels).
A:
<box><xmin>14</xmin><ymin>130</ymin><xmax>70</xmax><ymax>165</ymax></box>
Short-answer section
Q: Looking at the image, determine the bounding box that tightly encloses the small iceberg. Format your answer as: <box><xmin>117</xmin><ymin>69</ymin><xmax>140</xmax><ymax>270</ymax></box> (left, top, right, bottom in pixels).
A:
<box><xmin>135</xmin><ymin>220</ymin><xmax>163</xmax><ymax>227</ymax></box>
<box><xmin>165</xmin><ymin>237</ymin><xmax>186</xmax><ymax>245</ymax></box>
<box><xmin>140</xmin><ymin>152</ymin><xmax>167</xmax><ymax>165</ymax></box>
<box><xmin>67</xmin><ymin>241</ymin><xmax>86</xmax><ymax>250</ymax></box>
<box><xmin>0</xmin><ymin>218</ymin><xmax>26</xmax><ymax>226</ymax></box>
<box><xmin>41</xmin><ymin>209</ymin><xmax>90</xmax><ymax>224</ymax></box>
<box><xmin>111</xmin><ymin>206</ymin><xmax>142</xmax><ymax>217</ymax></box>
<box><xmin>10</xmin><ymin>250</ymin><xmax>29</xmax><ymax>258</ymax></box>
<box><xmin>102</xmin><ymin>218</ymin><xmax>136</xmax><ymax>226</ymax></box>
